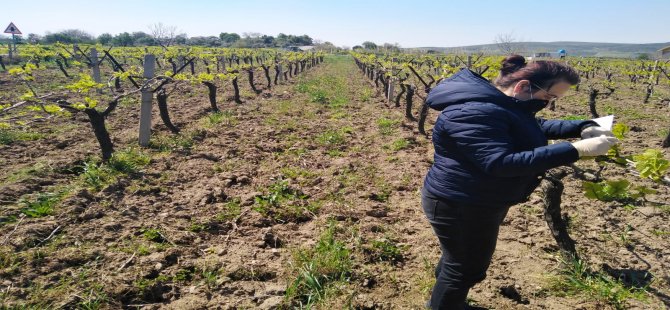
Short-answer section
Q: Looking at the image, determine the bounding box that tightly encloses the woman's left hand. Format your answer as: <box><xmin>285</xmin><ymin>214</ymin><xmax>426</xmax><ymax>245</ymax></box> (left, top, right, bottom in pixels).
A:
<box><xmin>581</xmin><ymin>126</ymin><xmax>615</xmax><ymax>139</ymax></box>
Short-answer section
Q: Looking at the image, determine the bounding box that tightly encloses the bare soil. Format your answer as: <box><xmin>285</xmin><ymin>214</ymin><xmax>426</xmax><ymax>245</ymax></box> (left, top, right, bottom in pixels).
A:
<box><xmin>1</xmin><ymin>56</ymin><xmax>669</xmax><ymax>309</ymax></box>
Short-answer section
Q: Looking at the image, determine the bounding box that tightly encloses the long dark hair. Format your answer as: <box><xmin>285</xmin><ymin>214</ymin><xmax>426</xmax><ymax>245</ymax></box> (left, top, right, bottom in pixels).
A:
<box><xmin>493</xmin><ymin>55</ymin><xmax>580</xmax><ymax>90</ymax></box>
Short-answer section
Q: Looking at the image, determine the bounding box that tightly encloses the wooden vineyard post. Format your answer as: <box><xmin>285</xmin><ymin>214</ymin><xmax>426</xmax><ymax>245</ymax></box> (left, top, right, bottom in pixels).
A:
<box><xmin>387</xmin><ymin>78</ymin><xmax>394</xmax><ymax>102</ymax></box>
<box><xmin>651</xmin><ymin>60</ymin><xmax>659</xmax><ymax>85</ymax></box>
<box><xmin>278</xmin><ymin>63</ymin><xmax>283</xmax><ymax>82</ymax></box>
<box><xmin>387</xmin><ymin>68</ymin><xmax>394</xmax><ymax>102</ymax></box>
<box><xmin>90</xmin><ymin>48</ymin><xmax>102</xmax><ymax>93</ymax></box>
<box><xmin>139</xmin><ymin>54</ymin><xmax>155</xmax><ymax>147</ymax></box>
<box><xmin>588</xmin><ymin>87</ymin><xmax>599</xmax><ymax>118</ymax></box>
<box><xmin>418</xmin><ymin>103</ymin><xmax>429</xmax><ymax>135</ymax></box>
<box><xmin>178</xmin><ymin>56</ymin><xmax>185</xmax><ymax>69</ymax></box>
<box><xmin>387</xmin><ymin>57</ymin><xmax>397</xmax><ymax>103</ymax></box>
<box><xmin>7</xmin><ymin>43</ymin><xmax>12</xmax><ymax>60</ymax></box>
<box><xmin>73</xmin><ymin>44</ymin><xmax>83</xmax><ymax>73</ymax></box>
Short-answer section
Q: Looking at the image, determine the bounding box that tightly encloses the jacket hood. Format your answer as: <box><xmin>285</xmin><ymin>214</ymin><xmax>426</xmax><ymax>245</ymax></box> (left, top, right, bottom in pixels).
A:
<box><xmin>425</xmin><ymin>68</ymin><xmax>548</xmax><ymax>113</ymax></box>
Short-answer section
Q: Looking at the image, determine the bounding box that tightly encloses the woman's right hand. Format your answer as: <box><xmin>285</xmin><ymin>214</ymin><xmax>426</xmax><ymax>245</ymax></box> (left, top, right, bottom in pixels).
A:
<box><xmin>581</xmin><ymin>126</ymin><xmax>615</xmax><ymax>139</ymax></box>
<box><xmin>571</xmin><ymin>136</ymin><xmax>619</xmax><ymax>157</ymax></box>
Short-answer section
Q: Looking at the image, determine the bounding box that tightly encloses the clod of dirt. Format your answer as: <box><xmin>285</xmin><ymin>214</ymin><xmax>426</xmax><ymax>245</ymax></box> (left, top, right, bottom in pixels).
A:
<box><xmin>50</xmin><ymin>247</ymin><xmax>101</xmax><ymax>271</ymax></box>
<box><xmin>192</xmin><ymin>186</ymin><xmax>227</xmax><ymax>206</ymax></box>
<box><xmin>239</xmin><ymin>210</ymin><xmax>272</xmax><ymax>227</ymax></box>
<box><xmin>351</xmin><ymin>294</ymin><xmax>384</xmax><ymax>309</ymax></box>
<box><xmin>602</xmin><ymin>263</ymin><xmax>654</xmax><ymax>288</ymax></box>
<box><xmin>54</xmin><ymin>139</ymin><xmax>72</xmax><ymax>149</ymax></box>
<box><xmin>163</xmin><ymin>249</ymin><xmax>181</xmax><ymax>267</ymax></box>
<box><xmin>223</xmin><ymin>178</ymin><xmax>236</xmax><ymax>187</ymax></box>
<box><xmin>258</xmin><ymin>295</ymin><xmax>284</xmax><ymax>309</ymax></box>
<box><xmin>362</xmin><ymin>276</ymin><xmax>377</xmax><ymax>288</ymax></box>
<box><xmin>240</xmin><ymin>191</ymin><xmax>262</xmax><ymax>206</ymax></box>
<box><xmin>164</xmin><ymin>295</ymin><xmax>209</xmax><ymax>310</ymax></box>
<box><xmin>237</xmin><ymin>174</ymin><xmax>251</xmax><ymax>184</ymax></box>
<box><xmin>10</xmin><ymin>221</ymin><xmax>60</xmax><ymax>250</ymax></box>
<box><xmin>101</xmin><ymin>180</ymin><xmax>129</xmax><ymax>195</ymax></box>
<box><xmin>102</xmin><ymin>222</ymin><xmax>122</xmax><ymax>232</ymax></box>
<box><xmin>61</xmin><ymin>189</ymin><xmax>95</xmax><ymax>209</ymax></box>
<box><xmin>366</xmin><ymin>208</ymin><xmax>388</xmax><ymax>218</ymax></box>
<box><xmin>276</xmin><ymin>91</ymin><xmax>291</xmax><ymax>99</ymax></box>
<box><xmin>262</xmin><ymin>230</ymin><xmax>283</xmax><ymax>248</ymax></box>
<box><xmin>499</xmin><ymin>284</ymin><xmax>529</xmax><ymax>304</ymax></box>
<box><xmin>333</xmin><ymin>214</ymin><xmax>360</xmax><ymax>222</ymax></box>
<box><xmin>368</xmin><ymin>225</ymin><xmax>384</xmax><ymax>233</ymax></box>
<box><xmin>77</xmin><ymin>208</ymin><xmax>104</xmax><ymax>221</ymax></box>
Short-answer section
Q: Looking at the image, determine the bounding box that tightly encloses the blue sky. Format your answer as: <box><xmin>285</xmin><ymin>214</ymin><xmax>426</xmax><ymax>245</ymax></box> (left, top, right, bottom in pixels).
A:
<box><xmin>2</xmin><ymin>0</ymin><xmax>668</xmax><ymax>47</ymax></box>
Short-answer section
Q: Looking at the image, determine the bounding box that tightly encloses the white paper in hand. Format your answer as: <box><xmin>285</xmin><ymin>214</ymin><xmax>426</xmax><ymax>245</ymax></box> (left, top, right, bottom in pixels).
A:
<box><xmin>592</xmin><ymin>115</ymin><xmax>614</xmax><ymax>130</ymax></box>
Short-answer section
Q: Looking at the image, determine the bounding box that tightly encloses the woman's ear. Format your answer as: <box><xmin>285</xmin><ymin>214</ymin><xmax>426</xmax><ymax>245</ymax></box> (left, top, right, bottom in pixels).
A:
<box><xmin>513</xmin><ymin>80</ymin><xmax>531</xmax><ymax>95</ymax></box>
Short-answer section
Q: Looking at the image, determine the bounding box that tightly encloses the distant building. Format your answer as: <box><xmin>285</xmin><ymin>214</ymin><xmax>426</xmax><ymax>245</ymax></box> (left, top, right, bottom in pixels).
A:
<box><xmin>532</xmin><ymin>52</ymin><xmax>552</xmax><ymax>58</ymax></box>
<box><xmin>284</xmin><ymin>45</ymin><xmax>315</xmax><ymax>52</ymax></box>
<box><xmin>528</xmin><ymin>49</ymin><xmax>567</xmax><ymax>60</ymax></box>
<box><xmin>658</xmin><ymin>46</ymin><xmax>670</xmax><ymax>59</ymax></box>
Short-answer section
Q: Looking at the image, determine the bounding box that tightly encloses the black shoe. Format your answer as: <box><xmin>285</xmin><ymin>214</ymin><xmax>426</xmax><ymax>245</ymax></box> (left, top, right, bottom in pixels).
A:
<box><xmin>424</xmin><ymin>301</ymin><xmax>487</xmax><ymax>310</ymax></box>
<box><xmin>464</xmin><ymin>304</ymin><xmax>488</xmax><ymax>310</ymax></box>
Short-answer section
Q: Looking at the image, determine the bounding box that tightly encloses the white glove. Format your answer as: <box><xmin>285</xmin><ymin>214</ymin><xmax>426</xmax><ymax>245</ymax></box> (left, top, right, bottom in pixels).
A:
<box><xmin>571</xmin><ymin>136</ymin><xmax>619</xmax><ymax>157</ymax></box>
<box><xmin>581</xmin><ymin>126</ymin><xmax>615</xmax><ymax>139</ymax></box>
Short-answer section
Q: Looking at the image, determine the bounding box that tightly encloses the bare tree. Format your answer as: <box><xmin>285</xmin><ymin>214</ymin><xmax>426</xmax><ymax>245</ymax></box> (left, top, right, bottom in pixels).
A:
<box><xmin>149</xmin><ymin>22</ymin><xmax>178</xmax><ymax>49</ymax></box>
<box><xmin>494</xmin><ymin>32</ymin><xmax>525</xmax><ymax>55</ymax></box>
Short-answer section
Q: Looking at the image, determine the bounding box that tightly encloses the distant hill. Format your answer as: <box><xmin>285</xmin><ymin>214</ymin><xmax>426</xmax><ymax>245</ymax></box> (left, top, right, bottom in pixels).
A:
<box><xmin>410</xmin><ymin>41</ymin><xmax>670</xmax><ymax>58</ymax></box>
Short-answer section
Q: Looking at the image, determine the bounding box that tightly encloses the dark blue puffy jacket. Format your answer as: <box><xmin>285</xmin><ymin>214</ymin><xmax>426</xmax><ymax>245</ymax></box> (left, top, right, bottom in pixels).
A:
<box><xmin>423</xmin><ymin>68</ymin><xmax>597</xmax><ymax>207</ymax></box>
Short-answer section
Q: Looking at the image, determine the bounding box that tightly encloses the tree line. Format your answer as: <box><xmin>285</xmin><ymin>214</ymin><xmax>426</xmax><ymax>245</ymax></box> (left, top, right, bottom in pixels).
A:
<box><xmin>352</xmin><ymin>41</ymin><xmax>402</xmax><ymax>53</ymax></box>
<box><xmin>1</xmin><ymin>29</ymin><xmax>316</xmax><ymax>48</ymax></box>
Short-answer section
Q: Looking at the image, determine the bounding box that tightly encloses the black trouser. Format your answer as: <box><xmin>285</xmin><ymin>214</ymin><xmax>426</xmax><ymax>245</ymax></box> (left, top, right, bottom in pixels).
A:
<box><xmin>421</xmin><ymin>187</ymin><xmax>510</xmax><ymax>310</ymax></box>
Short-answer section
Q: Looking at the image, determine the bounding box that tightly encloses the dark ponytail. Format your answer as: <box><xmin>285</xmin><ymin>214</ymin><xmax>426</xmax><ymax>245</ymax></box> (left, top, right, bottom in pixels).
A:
<box><xmin>500</xmin><ymin>55</ymin><xmax>527</xmax><ymax>76</ymax></box>
<box><xmin>494</xmin><ymin>54</ymin><xmax>580</xmax><ymax>89</ymax></box>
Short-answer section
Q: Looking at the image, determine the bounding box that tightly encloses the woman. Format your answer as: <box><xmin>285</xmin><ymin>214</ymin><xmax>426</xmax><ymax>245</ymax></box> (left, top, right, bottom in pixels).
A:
<box><xmin>421</xmin><ymin>55</ymin><xmax>618</xmax><ymax>309</ymax></box>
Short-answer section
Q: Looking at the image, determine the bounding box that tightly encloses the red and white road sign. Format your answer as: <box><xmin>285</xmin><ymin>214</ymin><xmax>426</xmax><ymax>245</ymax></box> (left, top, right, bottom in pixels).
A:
<box><xmin>4</xmin><ymin>22</ymin><xmax>22</xmax><ymax>35</ymax></box>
